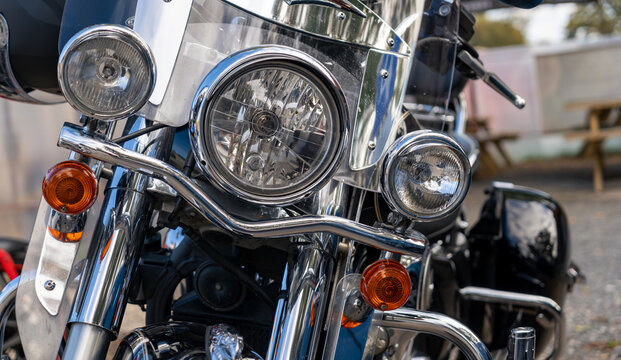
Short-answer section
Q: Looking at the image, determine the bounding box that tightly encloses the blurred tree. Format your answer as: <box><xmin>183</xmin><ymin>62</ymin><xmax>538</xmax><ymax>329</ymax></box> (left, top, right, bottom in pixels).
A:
<box><xmin>471</xmin><ymin>15</ymin><xmax>526</xmax><ymax>47</ymax></box>
<box><xmin>566</xmin><ymin>0</ymin><xmax>621</xmax><ymax>38</ymax></box>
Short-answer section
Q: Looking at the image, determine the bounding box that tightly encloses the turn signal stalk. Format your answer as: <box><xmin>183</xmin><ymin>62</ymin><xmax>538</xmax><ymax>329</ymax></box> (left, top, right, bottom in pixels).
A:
<box><xmin>42</xmin><ymin>160</ymin><xmax>98</xmax><ymax>215</ymax></box>
<box><xmin>360</xmin><ymin>260</ymin><xmax>411</xmax><ymax>311</ymax></box>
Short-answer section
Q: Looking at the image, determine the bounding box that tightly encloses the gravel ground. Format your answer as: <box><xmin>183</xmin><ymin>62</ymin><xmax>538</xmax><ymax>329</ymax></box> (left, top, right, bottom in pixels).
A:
<box><xmin>464</xmin><ymin>155</ymin><xmax>621</xmax><ymax>360</ymax></box>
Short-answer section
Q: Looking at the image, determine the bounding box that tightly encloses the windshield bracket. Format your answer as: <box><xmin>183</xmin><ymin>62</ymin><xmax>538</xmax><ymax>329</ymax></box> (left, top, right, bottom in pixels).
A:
<box><xmin>285</xmin><ymin>0</ymin><xmax>367</xmax><ymax>18</ymax></box>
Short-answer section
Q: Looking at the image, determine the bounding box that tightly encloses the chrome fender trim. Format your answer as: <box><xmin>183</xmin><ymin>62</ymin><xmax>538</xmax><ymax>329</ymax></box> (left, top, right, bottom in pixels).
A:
<box><xmin>380</xmin><ymin>308</ymin><xmax>493</xmax><ymax>360</ymax></box>
<box><xmin>0</xmin><ymin>276</ymin><xmax>19</xmax><ymax>318</ymax></box>
<box><xmin>57</xmin><ymin>123</ymin><xmax>426</xmax><ymax>258</ymax></box>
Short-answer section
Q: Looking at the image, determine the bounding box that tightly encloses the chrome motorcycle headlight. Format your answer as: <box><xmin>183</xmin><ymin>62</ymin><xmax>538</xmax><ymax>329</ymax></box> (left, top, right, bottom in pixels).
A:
<box><xmin>381</xmin><ymin>131</ymin><xmax>471</xmax><ymax>220</ymax></box>
<box><xmin>58</xmin><ymin>25</ymin><xmax>155</xmax><ymax>120</ymax></box>
<box><xmin>190</xmin><ymin>47</ymin><xmax>347</xmax><ymax>205</ymax></box>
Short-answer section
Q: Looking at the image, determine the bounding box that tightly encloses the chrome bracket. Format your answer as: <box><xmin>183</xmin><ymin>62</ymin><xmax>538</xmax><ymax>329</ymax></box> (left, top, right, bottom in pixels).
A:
<box><xmin>34</xmin><ymin>231</ymin><xmax>79</xmax><ymax>316</ymax></box>
<box><xmin>285</xmin><ymin>0</ymin><xmax>367</xmax><ymax>18</ymax></box>
<box><xmin>34</xmin><ymin>211</ymin><xmax>86</xmax><ymax>316</ymax></box>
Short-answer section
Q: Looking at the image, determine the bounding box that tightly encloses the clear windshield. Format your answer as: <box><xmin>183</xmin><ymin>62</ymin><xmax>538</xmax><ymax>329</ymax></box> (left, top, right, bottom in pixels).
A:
<box><xmin>58</xmin><ymin>0</ymin><xmax>425</xmax><ymax>192</ymax></box>
<box><xmin>58</xmin><ymin>0</ymin><xmax>418</xmax><ymax>128</ymax></box>
<box><xmin>56</xmin><ymin>0</ymin><xmax>466</xmax><ymax>191</ymax></box>
<box><xmin>404</xmin><ymin>0</ymin><xmax>463</xmax><ymax>130</ymax></box>
<box><xmin>58</xmin><ymin>0</ymin><xmax>137</xmax><ymax>52</ymax></box>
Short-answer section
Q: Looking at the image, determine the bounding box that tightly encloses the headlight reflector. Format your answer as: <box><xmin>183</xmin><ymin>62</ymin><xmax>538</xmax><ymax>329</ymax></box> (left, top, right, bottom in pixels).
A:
<box><xmin>58</xmin><ymin>25</ymin><xmax>155</xmax><ymax>120</ymax></box>
<box><xmin>208</xmin><ymin>65</ymin><xmax>338</xmax><ymax>197</ymax></box>
<box><xmin>190</xmin><ymin>48</ymin><xmax>347</xmax><ymax>205</ymax></box>
<box><xmin>381</xmin><ymin>131</ymin><xmax>471</xmax><ymax>220</ymax></box>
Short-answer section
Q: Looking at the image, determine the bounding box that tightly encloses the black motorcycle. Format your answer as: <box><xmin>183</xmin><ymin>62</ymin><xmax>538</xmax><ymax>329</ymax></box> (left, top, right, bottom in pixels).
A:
<box><xmin>0</xmin><ymin>0</ymin><xmax>582</xmax><ymax>359</ymax></box>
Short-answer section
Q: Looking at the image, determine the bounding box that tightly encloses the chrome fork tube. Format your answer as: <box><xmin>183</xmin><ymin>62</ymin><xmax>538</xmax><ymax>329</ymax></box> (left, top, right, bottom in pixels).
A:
<box><xmin>64</xmin><ymin>117</ymin><xmax>174</xmax><ymax>359</ymax></box>
<box><xmin>267</xmin><ymin>182</ymin><xmax>349</xmax><ymax>360</ymax></box>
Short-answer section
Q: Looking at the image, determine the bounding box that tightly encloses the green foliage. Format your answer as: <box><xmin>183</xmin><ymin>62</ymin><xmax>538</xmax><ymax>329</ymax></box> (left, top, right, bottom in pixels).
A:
<box><xmin>470</xmin><ymin>15</ymin><xmax>526</xmax><ymax>48</ymax></box>
<box><xmin>566</xmin><ymin>0</ymin><xmax>621</xmax><ymax>38</ymax></box>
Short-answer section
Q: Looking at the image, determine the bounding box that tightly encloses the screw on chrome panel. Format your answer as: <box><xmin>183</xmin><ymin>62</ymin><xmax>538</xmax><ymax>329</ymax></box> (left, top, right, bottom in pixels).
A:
<box><xmin>368</xmin><ymin>141</ymin><xmax>376</xmax><ymax>150</ymax></box>
<box><xmin>44</xmin><ymin>280</ymin><xmax>56</xmax><ymax>291</ymax></box>
<box><xmin>337</xmin><ymin>11</ymin><xmax>346</xmax><ymax>20</ymax></box>
<box><xmin>125</xmin><ymin>16</ymin><xmax>135</xmax><ymax>28</ymax></box>
<box><xmin>387</xmin><ymin>38</ymin><xmax>395</xmax><ymax>47</ymax></box>
<box><xmin>380</xmin><ymin>70</ymin><xmax>389</xmax><ymax>79</ymax></box>
<box><xmin>438</xmin><ymin>4</ymin><xmax>451</xmax><ymax>16</ymax></box>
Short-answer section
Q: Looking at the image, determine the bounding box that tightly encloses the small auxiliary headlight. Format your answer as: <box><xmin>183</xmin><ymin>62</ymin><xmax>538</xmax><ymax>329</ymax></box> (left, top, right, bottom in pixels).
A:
<box><xmin>58</xmin><ymin>25</ymin><xmax>155</xmax><ymax>120</ymax></box>
<box><xmin>381</xmin><ymin>131</ymin><xmax>471</xmax><ymax>221</ymax></box>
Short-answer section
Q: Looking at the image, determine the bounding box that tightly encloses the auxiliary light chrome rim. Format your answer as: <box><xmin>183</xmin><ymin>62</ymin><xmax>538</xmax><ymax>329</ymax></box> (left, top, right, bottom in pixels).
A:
<box><xmin>189</xmin><ymin>46</ymin><xmax>348</xmax><ymax>206</ymax></box>
<box><xmin>381</xmin><ymin>131</ymin><xmax>471</xmax><ymax>221</ymax></box>
<box><xmin>58</xmin><ymin>24</ymin><xmax>156</xmax><ymax>120</ymax></box>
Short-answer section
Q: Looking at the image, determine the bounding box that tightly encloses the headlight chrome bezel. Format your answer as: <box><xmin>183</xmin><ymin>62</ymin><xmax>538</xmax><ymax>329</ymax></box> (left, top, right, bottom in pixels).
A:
<box><xmin>381</xmin><ymin>131</ymin><xmax>472</xmax><ymax>221</ymax></box>
<box><xmin>58</xmin><ymin>24</ymin><xmax>156</xmax><ymax>121</ymax></box>
<box><xmin>189</xmin><ymin>46</ymin><xmax>349</xmax><ymax>205</ymax></box>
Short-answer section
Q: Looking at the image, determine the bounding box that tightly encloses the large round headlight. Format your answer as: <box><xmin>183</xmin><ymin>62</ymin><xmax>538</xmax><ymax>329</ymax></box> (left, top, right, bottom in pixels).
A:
<box><xmin>381</xmin><ymin>131</ymin><xmax>471</xmax><ymax>220</ymax></box>
<box><xmin>190</xmin><ymin>47</ymin><xmax>347</xmax><ymax>205</ymax></box>
<box><xmin>58</xmin><ymin>25</ymin><xmax>155</xmax><ymax>120</ymax></box>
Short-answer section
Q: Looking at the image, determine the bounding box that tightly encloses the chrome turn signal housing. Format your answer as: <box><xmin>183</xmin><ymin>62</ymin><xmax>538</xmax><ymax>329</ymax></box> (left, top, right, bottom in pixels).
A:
<box><xmin>381</xmin><ymin>131</ymin><xmax>471</xmax><ymax>221</ymax></box>
<box><xmin>58</xmin><ymin>25</ymin><xmax>155</xmax><ymax>120</ymax></box>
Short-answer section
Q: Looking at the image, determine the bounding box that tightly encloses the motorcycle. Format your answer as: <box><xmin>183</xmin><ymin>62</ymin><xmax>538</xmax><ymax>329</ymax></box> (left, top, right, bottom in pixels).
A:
<box><xmin>0</xmin><ymin>0</ymin><xmax>583</xmax><ymax>359</ymax></box>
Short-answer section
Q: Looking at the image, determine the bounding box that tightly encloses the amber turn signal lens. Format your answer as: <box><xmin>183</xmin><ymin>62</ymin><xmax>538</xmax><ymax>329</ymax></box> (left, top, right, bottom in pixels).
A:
<box><xmin>360</xmin><ymin>260</ymin><xmax>411</xmax><ymax>311</ymax></box>
<box><xmin>42</xmin><ymin>160</ymin><xmax>98</xmax><ymax>215</ymax></box>
<box><xmin>47</xmin><ymin>227</ymin><xmax>83</xmax><ymax>243</ymax></box>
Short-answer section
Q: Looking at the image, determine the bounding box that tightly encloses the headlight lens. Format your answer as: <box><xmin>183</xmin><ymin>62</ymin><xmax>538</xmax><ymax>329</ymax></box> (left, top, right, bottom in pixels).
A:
<box><xmin>191</xmin><ymin>48</ymin><xmax>346</xmax><ymax>205</ymax></box>
<box><xmin>382</xmin><ymin>131</ymin><xmax>471</xmax><ymax>220</ymax></box>
<box><xmin>58</xmin><ymin>25</ymin><xmax>155</xmax><ymax>120</ymax></box>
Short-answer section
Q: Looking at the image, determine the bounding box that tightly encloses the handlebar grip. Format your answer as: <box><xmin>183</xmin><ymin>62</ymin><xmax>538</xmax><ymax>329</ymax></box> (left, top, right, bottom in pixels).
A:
<box><xmin>485</xmin><ymin>73</ymin><xmax>526</xmax><ymax>109</ymax></box>
<box><xmin>457</xmin><ymin>50</ymin><xmax>526</xmax><ymax>109</ymax></box>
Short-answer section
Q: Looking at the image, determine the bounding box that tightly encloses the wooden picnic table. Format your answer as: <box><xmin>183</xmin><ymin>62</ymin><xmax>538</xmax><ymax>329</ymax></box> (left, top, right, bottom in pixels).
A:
<box><xmin>564</xmin><ymin>99</ymin><xmax>621</xmax><ymax>191</ymax></box>
<box><xmin>467</xmin><ymin>117</ymin><xmax>518</xmax><ymax>175</ymax></box>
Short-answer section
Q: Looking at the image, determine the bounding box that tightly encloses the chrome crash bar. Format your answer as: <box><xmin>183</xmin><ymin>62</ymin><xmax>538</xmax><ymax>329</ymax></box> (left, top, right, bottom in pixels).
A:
<box><xmin>57</xmin><ymin>123</ymin><xmax>426</xmax><ymax>258</ymax></box>
<box><xmin>459</xmin><ymin>286</ymin><xmax>565</xmax><ymax>360</ymax></box>
<box><xmin>381</xmin><ymin>308</ymin><xmax>493</xmax><ymax>360</ymax></box>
